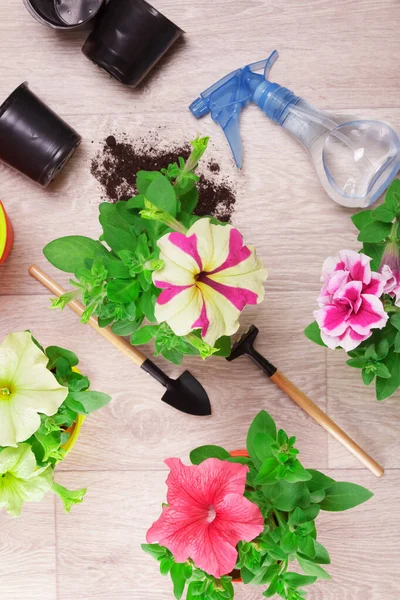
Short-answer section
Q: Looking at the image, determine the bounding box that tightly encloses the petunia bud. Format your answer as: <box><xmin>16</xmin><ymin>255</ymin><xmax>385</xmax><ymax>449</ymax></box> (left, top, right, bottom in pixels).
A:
<box><xmin>380</xmin><ymin>241</ymin><xmax>400</xmax><ymax>273</ymax></box>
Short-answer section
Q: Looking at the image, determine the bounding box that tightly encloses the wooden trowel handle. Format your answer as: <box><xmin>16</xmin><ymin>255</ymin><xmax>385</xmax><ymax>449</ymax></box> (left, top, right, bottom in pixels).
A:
<box><xmin>29</xmin><ymin>265</ymin><xmax>147</xmax><ymax>368</ymax></box>
<box><xmin>270</xmin><ymin>370</ymin><xmax>384</xmax><ymax>478</ymax></box>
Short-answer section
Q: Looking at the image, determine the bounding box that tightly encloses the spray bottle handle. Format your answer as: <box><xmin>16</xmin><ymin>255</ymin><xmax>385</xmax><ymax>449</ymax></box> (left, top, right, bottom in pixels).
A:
<box><xmin>189</xmin><ymin>51</ymin><xmax>280</xmax><ymax>167</ymax></box>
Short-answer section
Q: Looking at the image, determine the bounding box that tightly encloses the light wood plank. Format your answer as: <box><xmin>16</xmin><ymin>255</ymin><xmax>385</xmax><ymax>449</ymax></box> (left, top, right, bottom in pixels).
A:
<box><xmin>327</xmin><ymin>350</ymin><xmax>400</xmax><ymax>469</ymax></box>
<box><xmin>0</xmin><ymin>495</ymin><xmax>57</xmax><ymax>600</ymax></box>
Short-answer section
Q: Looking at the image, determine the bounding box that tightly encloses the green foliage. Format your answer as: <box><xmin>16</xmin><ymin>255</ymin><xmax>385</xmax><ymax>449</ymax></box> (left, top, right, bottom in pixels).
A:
<box><xmin>307</xmin><ymin>179</ymin><xmax>400</xmax><ymax>400</ymax></box>
<box><xmin>303</xmin><ymin>322</ymin><xmax>326</xmax><ymax>348</ymax></box>
<box><xmin>43</xmin><ymin>136</ymin><xmax>230</xmax><ymax>365</ymax></box>
<box><xmin>1</xmin><ymin>338</ymin><xmax>111</xmax><ymax>516</ymax></box>
<box><xmin>145</xmin><ymin>411</ymin><xmax>372</xmax><ymax>600</ymax></box>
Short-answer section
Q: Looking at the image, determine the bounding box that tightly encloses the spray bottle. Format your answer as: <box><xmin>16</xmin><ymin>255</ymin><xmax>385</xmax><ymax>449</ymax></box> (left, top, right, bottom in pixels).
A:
<box><xmin>189</xmin><ymin>51</ymin><xmax>400</xmax><ymax>208</ymax></box>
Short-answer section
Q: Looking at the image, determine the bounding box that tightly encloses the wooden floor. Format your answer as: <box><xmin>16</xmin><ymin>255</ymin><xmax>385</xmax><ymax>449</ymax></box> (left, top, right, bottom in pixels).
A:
<box><xmin>1</xmin><ymin>1</ymin><xmax>400</xmax><ymax>598</ymax></box>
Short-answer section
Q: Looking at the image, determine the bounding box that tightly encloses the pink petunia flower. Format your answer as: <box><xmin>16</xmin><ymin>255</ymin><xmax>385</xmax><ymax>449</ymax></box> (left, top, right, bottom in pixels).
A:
<box><xmin>146</xmin><ymin>458</ymin><xmax>264</xmax><ymax>578</ymax></box>
<box><xmin>315</xmin><ymin>250</ymin><xmax>388</xmax><ymax>351</ymax></box>
<box><xmin>381</xmin><ymin>265</ymin><xmax>400</xmax><ymax>305</ymax></box>
<box><xmin>380</xmin><ymin>242</ymin><xmax>400</xmax><ymax>305</ymax></box>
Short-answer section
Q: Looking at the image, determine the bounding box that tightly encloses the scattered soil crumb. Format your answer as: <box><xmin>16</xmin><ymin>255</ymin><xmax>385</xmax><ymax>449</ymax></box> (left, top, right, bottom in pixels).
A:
<box><xmin>90</xmin><ymin>133</ymin><xmax>237</xmax><ymax>222</ymax></box>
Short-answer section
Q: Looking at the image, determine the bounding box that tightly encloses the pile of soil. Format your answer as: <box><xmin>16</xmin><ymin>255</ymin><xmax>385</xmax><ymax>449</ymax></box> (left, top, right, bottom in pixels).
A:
<box><xmin>90</xmin><ymin>134</ymin><xmax>236</xmax><ymax>222</ymax></box>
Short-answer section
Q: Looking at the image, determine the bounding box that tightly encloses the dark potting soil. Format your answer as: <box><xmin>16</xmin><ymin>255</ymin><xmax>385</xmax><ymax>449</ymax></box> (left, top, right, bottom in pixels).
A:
<box><xmin>90</xmin><ymin>134</ymin><xmax>236</xmax><ymax>222</ymax></box>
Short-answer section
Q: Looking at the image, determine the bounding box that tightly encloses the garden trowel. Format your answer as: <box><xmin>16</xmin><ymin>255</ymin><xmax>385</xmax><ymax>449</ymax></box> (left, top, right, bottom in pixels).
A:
<box><xmin>29</xmin><ymin>265</ymin><xmax>211</xmax><ymax>417</ymax></box>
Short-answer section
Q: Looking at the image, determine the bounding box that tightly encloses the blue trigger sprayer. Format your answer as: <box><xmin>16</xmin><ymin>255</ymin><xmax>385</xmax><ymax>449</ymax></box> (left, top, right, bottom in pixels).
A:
<box><xmin>189</xmin><ymin>51</ymin><xmax>400</xmax><ymax>208</ymax></box>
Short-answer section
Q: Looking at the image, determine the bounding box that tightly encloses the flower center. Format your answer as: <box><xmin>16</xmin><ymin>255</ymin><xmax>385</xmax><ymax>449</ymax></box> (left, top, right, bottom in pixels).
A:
<box><xmin>0</xmin><ymin>386</ymin><xmax>12</xmax><ymax>399</ymax></box>
<box><xmin>207</xmin><ymin>505</ymin><xmax>217</xmax><ymax>523</ymax></box>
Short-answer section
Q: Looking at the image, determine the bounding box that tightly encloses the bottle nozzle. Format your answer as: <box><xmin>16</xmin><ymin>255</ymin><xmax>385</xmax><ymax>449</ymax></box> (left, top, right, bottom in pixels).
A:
<box><xmin>189</xmin><ymin>97</ymin><xmax>209</xmax><ymax>118</ymax></box>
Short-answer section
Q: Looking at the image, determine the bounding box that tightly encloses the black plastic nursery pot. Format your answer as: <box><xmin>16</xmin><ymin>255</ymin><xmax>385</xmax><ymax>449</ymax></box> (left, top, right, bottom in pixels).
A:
<box><xmin>82</xmin><ymin>0</ymin><xmax>184</xmax><ymax>87</ymax></box>
<box><xmin>23</xmin><ymin>0</ymin><xmax>104</xmax><ymax>29</ymax></box>
<box><xmin>0</xmin><ymin>83</ymin><xmax>82</xmax><ymax>187</ymax></box>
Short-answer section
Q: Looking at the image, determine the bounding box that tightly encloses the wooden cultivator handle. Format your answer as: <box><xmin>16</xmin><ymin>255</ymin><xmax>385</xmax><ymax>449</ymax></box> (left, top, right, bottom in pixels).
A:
<box><xmin>271</xmin><ymin>371</ymin><xmax>384</xmax><ymax>478</ymax></box>
<box><xmin>29</xmin><ymin>265</ymin><xmax>147</xmax><ymax>368</ymax></box>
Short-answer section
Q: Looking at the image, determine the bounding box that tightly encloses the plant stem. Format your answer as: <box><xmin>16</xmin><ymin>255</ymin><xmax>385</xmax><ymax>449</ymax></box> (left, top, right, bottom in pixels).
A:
<box><xmin>389</xmin><ymin>220</ymin><xmax>399</xmax><ymax>243</ymax></box>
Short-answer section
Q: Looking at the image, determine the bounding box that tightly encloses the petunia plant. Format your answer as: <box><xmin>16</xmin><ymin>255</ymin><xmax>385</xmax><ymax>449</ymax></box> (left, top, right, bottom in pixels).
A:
<box><xmin>142</xmin><ymin>410</ymin><xmax>372</xmax><ymax>600</ymax></box>
<box><xmin>0</xmin><ymin>332</ymin><xmax>111</xmax><ymax>517</ymax></box>
<box><xmin>43</xmin><ymin>136</ymin><xmax>267</xmax><ymax>365</ymax></box>
<box><xmin>305</xmin><ymin>179</ymin><xmax>400</xmax><ymax>401</ymax></box>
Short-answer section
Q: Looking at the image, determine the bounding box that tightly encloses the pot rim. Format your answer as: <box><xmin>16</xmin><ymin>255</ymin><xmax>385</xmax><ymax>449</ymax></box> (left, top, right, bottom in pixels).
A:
<box><xmin>61</xmin><ymin>366</ymin><xmax>86</xmax><ymax>455</ymax></box>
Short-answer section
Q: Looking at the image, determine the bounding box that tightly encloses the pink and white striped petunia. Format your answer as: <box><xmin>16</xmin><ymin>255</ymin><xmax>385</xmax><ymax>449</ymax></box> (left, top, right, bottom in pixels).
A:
<box><xmin>153</xmin><ymin>218</ymin><xmax>267</xmax><ymax>346</ymax></box>
<box><xmin>315</xmin><ymin>250</ymin><xmax>388</xmax><ymax>351</ymax></box>
<box><xmin>146</xmin><ymin>458</ymin><xmax>264</xmax><ymax>578</ymax></box>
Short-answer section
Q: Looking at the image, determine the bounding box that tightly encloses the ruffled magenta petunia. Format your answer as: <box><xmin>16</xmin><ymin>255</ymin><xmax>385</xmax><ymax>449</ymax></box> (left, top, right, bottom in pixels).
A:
<box><xmin>146</xmin><ymin>458</ymin><xmax>264</xmax><ymax>578</ymax></box>
<box><xmin>152</xmin><ymin>218</ymin><xmax>267</xmax><ymax>346</ymax></box>
<box><xmin>315</xmin><ymin>250</ymin><xmax>388</xmax><ymax>351</ymax></box>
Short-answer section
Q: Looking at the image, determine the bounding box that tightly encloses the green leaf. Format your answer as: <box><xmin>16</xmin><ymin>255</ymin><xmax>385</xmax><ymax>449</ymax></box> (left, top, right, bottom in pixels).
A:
<box><xmin>384</xmin><ymin>178</ymin><xmax>400</xmax><ymax>211</ymax></box>
<box><xmin>281</xmin><ymin>531</ymin><xmax>298</xmax><ymax>554</ymax></box>
<box><xmin>313</xmin><ymin>541</ymin><xmax>331</xmax><ymax>564</ymax></box>
<box><xmin>170</xmin><ymin>563</ymin><xmax>186</xmax><ymax>600</ymax></box>
<box><xmin>351</xmin><ymin>210</ymin><xmax>373</xmax><ymax>231</ymax></box>
<box><xmin>107</xmin><ymin>279</ymin><xmax>140</xmax><ymax>303</ymax></box>
<box><xmin>131</xmin><ymin>325</ymin><xmax>157</xmax><ymax>345</ymax></box>
<box><xmin>375</xmin><ymin>362</ymin><xmax>391</xmax><ymax>378</ymax></box>
<box><xmin>255</xmin><ymin>457</ymin><xmax>280</xmax><ymax>485</ymax></box>
<box><xmin>247</xmin><ymin>411</ymin><xmax>277</xmax><ymax>468</ymax></box>
<box><xmin>180</xmin><ymin>187</ymin><xmax>199</xmax><ymax>214</ymax></box>
<box><xmin>304</xmin><ymin>321</ymin><xmax>327</xmax><ymax>347</ymax></box>
<box><xmin>46</xmin><ymin>346</ymin><xmax>79</xmax><ymax>370</ymax></box>
<box><xmin>141</xmin><ymin>543</ymin><xmax>167</xmax><ymax>560</ymax></box>
<box><xmin>190</xmin><ymin>445</ymin><xmax>230</xmax><ymax>465</ymax></box>
<box><xmin>160</xmin><ymin>557</ymin><xmax>174</xmax><ymax>576</ymax></box>
<box><xmin>362</xmin><ymin>368</ymin><xmax>376</xmax><ymax>386</ymax></box>
<box><xmin>241</xmin><ymin>566</ymin><xmax>256</xmax><ymax>584</ymax></box>
<box><xmin>44</xmin><ymin>236</ymin><xmax>108</xmax><ymax>273</ymax></box>
<box><xmin>395</xmin><ymin>330</ymin><xmax>400</xmax><ymax>352</ymax></box>
<box><xmin>110</xmin><ymin>319</ymin><xmax>141</xmax><ymax>336</ymax></box>
<box><xmin>298</xmin><ymin>535</ymin><xmax>316</xmax><ymax>558</ymax></box>
<box><xmin>136</xmin><ymin>171</ymin><xmax>163</xmax><ymax>195</ymax></box>
<box><xmin>34</xmin><ymin>432</ymin><xmax>63</xmax><ymax>462</ymax></box>
<box><xmin>270</xmin><ymin>481</ymin><xmax>308</xmax><ymax>512</ymax></box>
<box><xmin>371</xmin><ymin>204</ymin><xmax>396</xmax><ymax>223</ymax></box>
<box><xmin>320</xmin><ymin>482</ymin><xmax>373</xmax><ymax>511</ymax></box>
<box><xmin>297</xmin><ymin>556</ymin><xmax>331</xmax><ymax>580</ymax></box>
<box><xmin>391</xmin><ymin>313</ymin><xmax>400</xmax><ymax>331</ymax></box>
<box><xmin>146</xmin><ymin>174</ymin><xmax>177</xmax><ymax>217</ymax></box>
<box><xmin>357</xmin><ymin>221</ymin><xmax>392</xmax><ymax>242</ymax></box>
<box><xmin>346</xmin><ymin>357</ymin><xmax>367</xmax><ymax>369</ymax></box>
<box><xmin>361</xmin><ymin>243</ymin><xmax>384</xmax><ymax>271</ymax></box>
<box><xmin>285</xmin><ymin>460</ymin><xmax>312</xmax><ymax>483</ymax></box>
<box><xmin>253</xmin><ymin>433</ymin><xmax>275</xmax><ymax>463</ymax></box>
<box><xmin>52</xmin><ymin>482</ymin><xmax>87</xmax><ymax>513</ymax></box>
<box><xmin>126</xmin><ymin>195</ymin><xmax>145</xmax><ymax>210</ymax></box>
<box><xmin>309</xmin><ymin>489</ymin><xmax>325</xmax><ymax>503</ymax></box>
<box><xmin>67</xmin><ymin>391</ymin><xmax>111</xmax><ymax>414</ymax></box>
<box><xmin>306</xmin><ymin>469</ymin><xmax>335</xmax><ymax>493</ymax></box>
<box><xmin>376</xmin><ymin>349</ymin><xmax>400</xmax><ymax>400</ymax></box>
<box><xmin>284</xmin><ymin>573</ymin><xmax>317</xmax><ymax>587</ymax></box>
<box><xmin>213</xmin><ymin>336</ymin><xmax>232</xmax><ymax>358</ymax></box>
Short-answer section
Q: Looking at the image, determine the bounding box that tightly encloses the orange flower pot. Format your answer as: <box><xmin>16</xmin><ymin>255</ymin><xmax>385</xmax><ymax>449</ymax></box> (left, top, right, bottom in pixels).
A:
<box><xmin>230</xmin><ymin>449</ymin><xmax>250</xmax><ymax>583</ymax></box>
<box><xmin>0</xmin><ymin>201</ymin><xmax>14</xmax><ymax>265</ymax></box>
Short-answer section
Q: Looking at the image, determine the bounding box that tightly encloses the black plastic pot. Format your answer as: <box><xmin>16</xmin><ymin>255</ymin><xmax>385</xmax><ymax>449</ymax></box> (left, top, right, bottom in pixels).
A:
<box><xmin>0</xmin><ymin>83</ymin><xmax>82</xmax><ymax>187</ymax></box>
<box><xmin>82</xmin><ymin>0</ymin><xmax>184</xmax><ymax>87</ymax></box>
<box><xmin>23</xmin><ymin>0</ymin><xmax>104</xmax><ymax>29</ymax></box>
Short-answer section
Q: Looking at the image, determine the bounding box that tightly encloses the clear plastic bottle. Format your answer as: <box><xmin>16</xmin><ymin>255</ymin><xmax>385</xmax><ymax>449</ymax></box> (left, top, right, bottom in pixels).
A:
<box><xmin>190</xmin><ymin>51</ymin><xmax>400</xmax><ymax>208</ymax></box>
